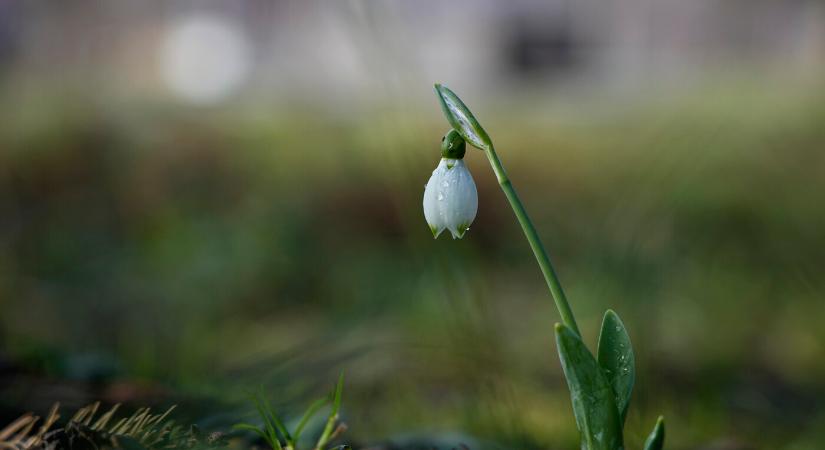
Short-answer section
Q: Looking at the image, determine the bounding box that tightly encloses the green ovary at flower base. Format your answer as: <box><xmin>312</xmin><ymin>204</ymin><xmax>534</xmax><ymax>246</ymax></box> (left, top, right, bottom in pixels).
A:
<box><xmin>430</xmin><ymin>83</ymin><xmax>665</xmax><ymax>450</ymax></box>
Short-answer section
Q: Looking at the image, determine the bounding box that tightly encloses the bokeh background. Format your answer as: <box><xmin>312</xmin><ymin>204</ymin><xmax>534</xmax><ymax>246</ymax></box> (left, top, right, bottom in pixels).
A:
<box><xmin>1</xmin><ymin>1</ymin><xmax>824</xmax><ymax>449</ymax></box>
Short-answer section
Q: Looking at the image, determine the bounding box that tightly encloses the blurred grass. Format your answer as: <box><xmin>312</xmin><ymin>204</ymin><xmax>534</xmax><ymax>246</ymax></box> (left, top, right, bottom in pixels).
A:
<box><xmin>0</xmin><ymin>80</ymin><xmax>824</xmax><ymax>449</ymax></box>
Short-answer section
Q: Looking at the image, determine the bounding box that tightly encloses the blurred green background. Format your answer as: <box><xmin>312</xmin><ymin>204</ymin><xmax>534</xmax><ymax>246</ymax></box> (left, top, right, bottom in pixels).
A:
<box><xmin>1</xmin><ymin>2</ymin><xmax>824</xmax><ymax>449</ymax></box>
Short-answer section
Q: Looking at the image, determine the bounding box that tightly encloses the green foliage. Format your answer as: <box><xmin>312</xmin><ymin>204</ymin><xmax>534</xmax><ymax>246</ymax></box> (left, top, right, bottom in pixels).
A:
<box><xmin>555</xmin><ymin>324</ymin><xmax>623</xmax><ymax>450</ymax></box>
<box><xmin>315</xmin><ymin>372</ymin><xmax>346</xmax><ymax>450</ymax></box>
<box><xmin>557</xmin><ymin>311</ymin><xmax>663</xmax><ymax>450</ymax></box>
<box><xmin>597</xmin><ymin>310</ymin><xmax>635</xmax><ymax>424</ymax></box>
<box><xmin>233</xmin><ymin>372</ymin><xmax>347</xmax><ymax>450</ymax></box>
<box><xmin>643</xmin><ymin>417</ymin><xmax>665</xmax><ymax>450</ymax></box>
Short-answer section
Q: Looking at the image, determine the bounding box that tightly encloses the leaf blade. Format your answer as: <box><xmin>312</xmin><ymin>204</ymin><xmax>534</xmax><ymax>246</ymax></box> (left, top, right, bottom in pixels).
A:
<box><xmin>315</xmin><ymin>371</ymin><xmax>346</xmax><ymax>450</ymax></box>
<box><xmin>263</xmin><ymin>397</ymin><xmax>291</xmax><ymax>444</ymax></box>
<box><xmin>252</xmin><ymin>394</ymin><xmax>281</xmax><ymax>449</ymax></box>
<box><xmin>643</xmin><ymin>416</ymin><xmax>665</xmax><ymax>450</ymax></box>
<box><xmin>293</xmin><ymin>397</ymin><xmax>328</xmax><ymax>442</ymax></box>
<box><xmin>233</xmin><ymin>423</ymin><xmax>270</xmax><ymax>443</ymax></box>
<box><xmin>555</xmin><ymin>323</ymin><xmax>623</xmax><ymax>450</ymax></box>
<box><xmin>332</xmin><ymin>371</ymin><xmax>344</xmax><ymax>415</ymax></box>
<box><xmin>596</xmin><ymin>309</ymin><xmax>635</xmax><ymax>423</ymax></box>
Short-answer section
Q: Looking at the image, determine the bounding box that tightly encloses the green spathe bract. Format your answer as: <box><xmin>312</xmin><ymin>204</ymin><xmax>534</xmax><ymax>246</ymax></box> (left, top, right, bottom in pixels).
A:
<box><xmin>434</xmin><ymin>84</ymin><xmax>492</xmax><ymax>151</ymax></box>
<box><xmin>431</xmin><ymin>84</ymin><xmax>665</xmax><ymax>450</ymax></box>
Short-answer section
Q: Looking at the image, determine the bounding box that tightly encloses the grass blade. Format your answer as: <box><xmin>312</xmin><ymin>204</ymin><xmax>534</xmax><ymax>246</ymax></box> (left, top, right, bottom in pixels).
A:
<box><xmin>315</xmin><ymin>372</ymin><xmax>345</xmax><ymax>450</ymax></box>
<box><xmin>253</xmin><ymin>395</ymin><xmax>281</xmax><ymax>449</ymax></box>
<box><xmin>261</xmin><ymin>393</ymin><xmax>292</xmax><ymax>445</ymax></box>
<box><xmin>293</xmin><ymin>397</ymin><xmax>329</xmax><ymax>442</ymax></box>
<box><xmin>332</xmin><ymin>372</ymin><xmax>344</xmax><ymax>415</ymax></box>
<box><xmin>91</xmin><ymin>404</ymin><xmax>121</xmax><ymax>430</ymax></box>
<box><xmin>233</xmin><ymin>423</ymin><xmax>270</xmax><ymax>443</ymax></box>
<box><xmin>0</xmin><ymin>414</ymin><xmax>35</xmax><ymax>441</ymax></box>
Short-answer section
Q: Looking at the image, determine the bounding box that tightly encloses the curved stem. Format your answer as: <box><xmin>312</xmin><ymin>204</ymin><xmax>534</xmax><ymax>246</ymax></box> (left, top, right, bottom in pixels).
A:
<box><xmin>484</xmin><ymin>145</ymin><xmax>580</xmax><ymax>335</ymax></box>
<box><xmin>314</xmin><ymin>412</ymin><xmax>337</xmax><ymax>450</ymax></box>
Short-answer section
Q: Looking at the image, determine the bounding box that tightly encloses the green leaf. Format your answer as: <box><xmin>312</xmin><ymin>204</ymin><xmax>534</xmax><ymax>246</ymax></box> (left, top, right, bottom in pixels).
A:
<box><xmin>332</xmin><ymin>371</ymin><xmax>344</xmax><ymax>415</ymax></box>
<box><xmin>434</xmin><ymin>84</ymin><xmax>492</xmax><ymax>151</ymax></box>
<box><xmin>596</xmin><ymin>309</ymin><xmax>635</xmax><ymax>423</ymax></box>
<box><xmin>252</xmin><ymin>392</ymin><xmax>283</xmax><ymax>449</ymax></box>
<box><xmin>264</xmin><ymin>400</ymin><xmax>291</xmax><ymax>445</ymax></box>
<box><xmin>555</xmin><ymin>323</ymin><xmax>623</xmax><ymax>450</ymax></box>
<box><xmin>233</xmin><ymin>423</ymin><xmax>268</xmax><ymax>440</ymax></box>
<box><xmin>315</xmin><ymin>371</ymin><xmax>346</xmax><ymax>450</ymax></box>
<box><xmin>643</xmin><ymin>416</ymin><xmax>665</xmax><ymax>450</ymax></box>
<box><xmin>293</xmin><ymin>397</ymin><xmax>329</xmax><ymax>441</ymax></box>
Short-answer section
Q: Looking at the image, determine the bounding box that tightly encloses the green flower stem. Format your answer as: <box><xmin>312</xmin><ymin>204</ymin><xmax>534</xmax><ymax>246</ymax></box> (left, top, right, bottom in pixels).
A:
<box><xmin>484</xmin><ymin>144</ymin><xmax>580</xmax><ymax>335</ymax></box>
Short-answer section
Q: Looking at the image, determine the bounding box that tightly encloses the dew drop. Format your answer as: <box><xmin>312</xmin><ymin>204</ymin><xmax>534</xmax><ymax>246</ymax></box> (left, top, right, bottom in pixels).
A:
<box><xmin>438</xmin><ymin>193</ymin><xmax>444</xmax><ymax>201</ymax></box>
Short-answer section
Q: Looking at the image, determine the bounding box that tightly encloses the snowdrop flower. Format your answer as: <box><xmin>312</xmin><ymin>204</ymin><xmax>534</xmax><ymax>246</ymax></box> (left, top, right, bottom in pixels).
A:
<box><xmin>423</xmin><ymin>130</ymin><xmax>478</xmax><ymax>239</ymax></box>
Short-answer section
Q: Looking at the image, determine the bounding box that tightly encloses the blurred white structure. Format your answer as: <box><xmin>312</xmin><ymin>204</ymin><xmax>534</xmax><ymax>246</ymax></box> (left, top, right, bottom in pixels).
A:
<box><xmin>160</xmin><ymin>13</ymin><xmax>251</xmax><ymax>104</ymax></box>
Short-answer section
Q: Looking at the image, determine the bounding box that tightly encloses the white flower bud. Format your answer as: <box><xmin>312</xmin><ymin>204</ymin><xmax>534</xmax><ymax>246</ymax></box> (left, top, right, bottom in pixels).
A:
<box><xmin>423</xmin><ymin>158</ymin><xmax>478</xmax><ymax>239</ymax></box>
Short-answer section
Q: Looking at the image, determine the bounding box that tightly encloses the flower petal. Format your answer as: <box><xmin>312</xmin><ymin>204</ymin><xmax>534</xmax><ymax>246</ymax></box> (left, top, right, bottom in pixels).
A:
<box><xmin>424</xmin><ymin>158</ymin><xmax>478</xmax><ymax>239</ymax></box>
<box><xmin>438</xmin><ymin>160</ymin><xmax>477</xmax><ymax>239</ymax></box>
<box><xmin>423</xmin><ymin>160</ymin><xmax>448</xmax><ymax>238</ymax></box>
